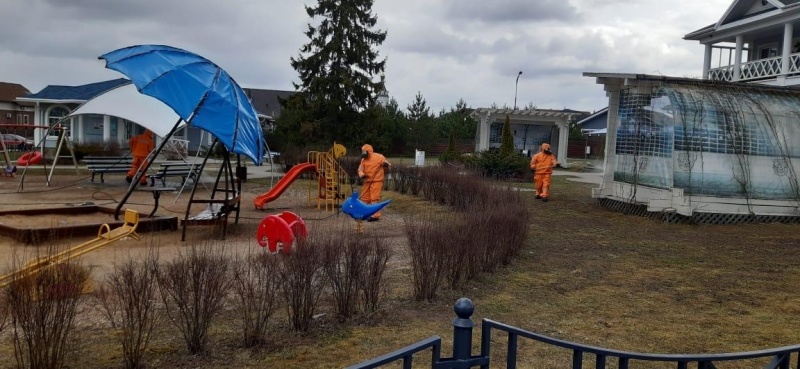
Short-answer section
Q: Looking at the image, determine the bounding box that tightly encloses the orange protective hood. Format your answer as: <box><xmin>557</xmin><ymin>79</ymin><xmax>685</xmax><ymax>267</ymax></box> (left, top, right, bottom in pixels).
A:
<box><xmin>361</xmin><ymin>144</ymin><xmax>374</xmax><ymax>154</ymax></box>
<box><xmin>541</xmin><ymin>143</ymin><xmax>551</xmax><ymax>152</ymax></box>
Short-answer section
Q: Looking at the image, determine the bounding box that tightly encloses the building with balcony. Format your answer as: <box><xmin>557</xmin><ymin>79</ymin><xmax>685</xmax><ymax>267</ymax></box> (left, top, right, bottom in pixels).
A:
<box><xmin>685</xmin><ymin>0</ymin><xmax>800</xmax><ymax>85</ymax></box>
<box><xmin>0</xmin><ymin>82</ymin><xmax>34</xmax><ymax>129</ymax></box>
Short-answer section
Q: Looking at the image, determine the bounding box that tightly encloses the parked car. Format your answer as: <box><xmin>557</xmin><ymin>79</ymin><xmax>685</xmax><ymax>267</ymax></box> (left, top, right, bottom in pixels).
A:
<box><xmin>1</xmin><ymin>134</ymin><xmax>34</xmax><ymax>151</ymax></box>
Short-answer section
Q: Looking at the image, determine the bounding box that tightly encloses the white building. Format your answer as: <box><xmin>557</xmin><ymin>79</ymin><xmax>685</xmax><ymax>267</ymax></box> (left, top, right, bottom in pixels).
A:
<box><xmin>685</xmin><ymin>0</ymin><xmax>800</xmax><ymax>86</ymax></box>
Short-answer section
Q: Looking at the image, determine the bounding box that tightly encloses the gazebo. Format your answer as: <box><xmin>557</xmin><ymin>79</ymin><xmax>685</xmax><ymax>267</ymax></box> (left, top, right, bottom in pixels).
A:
<box><xmin>471</xmin><ymin>108</ymin><xmax>583</xmax><ymax>167</ymax></box>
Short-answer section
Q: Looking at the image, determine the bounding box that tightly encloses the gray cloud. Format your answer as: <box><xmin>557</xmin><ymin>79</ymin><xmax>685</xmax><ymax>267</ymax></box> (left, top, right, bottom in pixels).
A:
<box><xmin>0</xmin><ymin>0</ymin><xmax>732</xmax><ymax>115</ymax></box>
<box><xmin>445</xmin><ymin>0</ymin><xmax>582</xmax><ymax>23</ymax></box>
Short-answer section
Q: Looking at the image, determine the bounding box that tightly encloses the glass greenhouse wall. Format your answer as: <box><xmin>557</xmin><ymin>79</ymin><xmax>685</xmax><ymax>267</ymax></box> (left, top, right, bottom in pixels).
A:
<box><xmin>614</xmin><ymin>82</ymin><xmax>800</xmax><ymax>200</ymax></box>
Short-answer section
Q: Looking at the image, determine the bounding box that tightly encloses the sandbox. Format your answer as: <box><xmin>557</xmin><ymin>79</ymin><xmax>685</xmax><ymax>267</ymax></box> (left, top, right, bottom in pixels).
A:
<box><xmin>0</xmin><ymin>205</ymin><xmax>177</xmax><ymax>245</ymax></box>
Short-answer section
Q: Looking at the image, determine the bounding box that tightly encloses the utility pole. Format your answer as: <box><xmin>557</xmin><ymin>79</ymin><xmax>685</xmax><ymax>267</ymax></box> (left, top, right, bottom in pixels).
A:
<box><xmin>514</xmin><ymin>71</ymin><xmax>523</xmax><ymax>110</ymax></box>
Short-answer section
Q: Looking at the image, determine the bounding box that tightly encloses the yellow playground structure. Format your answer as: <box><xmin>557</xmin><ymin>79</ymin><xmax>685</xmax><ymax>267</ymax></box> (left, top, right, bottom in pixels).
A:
<box><xmin>307</xmin><ymin>143</ymin><xmax>351</xmax><ymax>212</ymax></box>
<box><xmin>0</xmin><ymin>209</ymin><xmax>141</xmax><ymax>288</ymax></box>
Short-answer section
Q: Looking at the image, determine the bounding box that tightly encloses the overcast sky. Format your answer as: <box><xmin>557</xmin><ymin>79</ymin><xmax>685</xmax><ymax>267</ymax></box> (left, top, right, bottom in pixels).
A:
<box><xmin>0</xmin><ymin>0</ymin><xmax>732</xmax><ymax>114</ymax></box>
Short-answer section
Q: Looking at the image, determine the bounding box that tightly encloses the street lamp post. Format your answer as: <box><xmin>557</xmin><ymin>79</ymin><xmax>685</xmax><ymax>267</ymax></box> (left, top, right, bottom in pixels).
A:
<box><xmin>514</xmin><ymin>71</ymin><xmax>523</xmax><ymax>110</ymax></box>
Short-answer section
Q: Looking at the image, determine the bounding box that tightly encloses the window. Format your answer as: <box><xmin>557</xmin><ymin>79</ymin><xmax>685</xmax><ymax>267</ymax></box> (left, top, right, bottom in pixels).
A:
<box><xmin>16</xmin><ymin>114</ymin><xmax>22</xmax><ymax>124</ymax></box>
<box><xmin>22</xmin><ymin>115</ymin><xmax>29</xmax><ymax>124</ymax></box>
<box><xmin>759</xmin><ymin>44</ymin><xmax>778</xmax><ymax>59</ymax></box>
<box><xmin>47</xmin><ymin>106</ymin><xmax>71</xmax><ymax>137</ymax></box>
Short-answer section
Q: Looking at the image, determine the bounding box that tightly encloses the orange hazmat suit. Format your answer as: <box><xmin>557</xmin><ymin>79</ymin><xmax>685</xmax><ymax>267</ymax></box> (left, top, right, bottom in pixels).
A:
<box><xmin>127</xmin><ymin>130</ymin><xmax>155</xmax><ymax>185</ymax></box>
<box><xmin>357</xmin><ymin>144</ymin><xmax>391</xmax><ymax>220</ymax></box>
<box><xmin>530</xmin><ymin>143</ymin><xmax>558</xmax><ymax>200</ymax></box>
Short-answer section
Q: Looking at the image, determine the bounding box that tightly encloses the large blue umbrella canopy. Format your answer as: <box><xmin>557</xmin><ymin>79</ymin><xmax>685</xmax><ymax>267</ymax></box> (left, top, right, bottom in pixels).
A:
<box><xmin>99</xmin><ymin>44</ymin><xmax>264</xmax><ymax>165</ymax></box>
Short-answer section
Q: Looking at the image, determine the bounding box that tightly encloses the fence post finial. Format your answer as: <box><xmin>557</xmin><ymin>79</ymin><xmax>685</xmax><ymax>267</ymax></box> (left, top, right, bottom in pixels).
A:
<box><xmin>452</xmin><ymin>298</ymin><xmax>475</xmax><ymax>361</ymax></box>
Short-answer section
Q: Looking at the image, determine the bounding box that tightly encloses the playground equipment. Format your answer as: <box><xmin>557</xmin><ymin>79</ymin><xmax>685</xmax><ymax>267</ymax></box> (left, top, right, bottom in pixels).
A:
<box><xmin>16</xmin><ymin>125</ymin><xmax>80</xmax><ymax>191</ymax></box>
<box><xmin>0</xmin><ymin>136</ymin><xmax>13</xmax><ymax>177</ymax></box>
<box><xmin>256</xmin><ymin>211</ymin><xmax>308</xmax><ymax>254</ymax></box>
<box><xmin>341</xmin><ymin>191</ymin><xmax>392</xmax><ymax>233</ymax></box>
<box><xmin>179</xmin><ymin>141</ymin><xmax>242</xmax><ymax>241</ymax></box>
<box><xmin>307</xmin><ymin>143</ymin><xmax>350</xmax><ymax>211</ymax></box>
<box><xmin>0</xmin><ymin>209</ymin><xmax>141</xmax><ymax>288</ymax></box>
<box><xmin>0</xmin><ymin>124</ymin><xmax>41</xmax><ymax>177</ymax></box>
<box><xmin>253</xmin><ymin>143</ymin><xmax>351</xmax><ymax>211</ymax></box>
<box><xmin>253</xmin><ymin>162</ymin><xmax>317</xmax><ymax>209</ymax></box>
<box><xmin>16</xmin><ymin>151</ymin><xmax>43</xmax><ymax>166</ymax></box>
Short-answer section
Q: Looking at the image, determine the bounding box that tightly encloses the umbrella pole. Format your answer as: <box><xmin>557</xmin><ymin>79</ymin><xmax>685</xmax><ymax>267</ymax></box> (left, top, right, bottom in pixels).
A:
<box><xmin>114</xmin><ymin>118</ymin><xmax>183</xmax><ymax>220</ymax></box>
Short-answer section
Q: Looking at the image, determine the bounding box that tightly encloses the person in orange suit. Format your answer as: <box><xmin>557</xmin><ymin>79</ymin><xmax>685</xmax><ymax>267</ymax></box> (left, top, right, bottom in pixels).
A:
<box><xmin>126</xmin><ymin>129</ymin><xmax>155</xmax><ymax>186</ymax></box>
<box><xmin>357</xmin><ymin>144</ymin><xmax>391</xmax><ymax>222</ymax></box>
<box><xmin>530</xmin><ymin>143</ymin><xmax>558</xmax><ymax>202</ymax></box>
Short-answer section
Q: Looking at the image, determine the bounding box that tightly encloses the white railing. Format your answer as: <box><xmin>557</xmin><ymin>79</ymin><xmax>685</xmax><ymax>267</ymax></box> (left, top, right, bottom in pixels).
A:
<box><xmin>163</xmin><ymin>137</ymin><xmax>189</xmax><ymax>160</ymax></box>
<box><xmin>739</xmin><ymin>55</ymin><xmax>782</xmax><ymax>80</ymax></box>
<box><xmin>708</xmin><ymin>53</ymin><xmax>800</xmax><ymax>82</ymax></box>
<box><xmin>708</xmin><ymin>65</ymin><xmax>734</xmax><ymax>81</ymax></box>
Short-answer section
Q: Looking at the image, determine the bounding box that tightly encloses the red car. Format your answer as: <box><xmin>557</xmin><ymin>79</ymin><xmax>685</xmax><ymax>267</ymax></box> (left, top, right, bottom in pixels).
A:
<box><xmin>1</xmin><ymin>134</ymin><xmax>34</xmax><ymax>151</ymax></box>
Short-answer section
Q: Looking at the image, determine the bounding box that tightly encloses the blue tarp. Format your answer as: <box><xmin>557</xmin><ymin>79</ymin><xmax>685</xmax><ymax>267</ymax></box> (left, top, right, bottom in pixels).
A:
<box><xmin>100</xmin><ymin>45</ymin><xmax>264</xmax><ymax>165</ymax></box>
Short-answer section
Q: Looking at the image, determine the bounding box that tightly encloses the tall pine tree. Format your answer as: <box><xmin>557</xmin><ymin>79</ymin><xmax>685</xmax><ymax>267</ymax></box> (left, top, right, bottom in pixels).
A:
<box><xmin>290</xmin><ymin>0</ymin><xmax>387</xmax><ymax>144</ymax></box>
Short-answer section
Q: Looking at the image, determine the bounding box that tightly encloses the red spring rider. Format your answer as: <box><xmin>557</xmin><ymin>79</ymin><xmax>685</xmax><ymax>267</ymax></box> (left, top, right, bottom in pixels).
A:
<box><xmin>256</xmin><ymin>211</ymin><xmax>308</xmax><ymax>254</ymax></box>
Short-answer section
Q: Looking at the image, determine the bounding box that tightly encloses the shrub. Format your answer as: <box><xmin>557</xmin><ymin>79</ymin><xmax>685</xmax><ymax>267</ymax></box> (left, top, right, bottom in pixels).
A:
<box><xmin>404</xmin><ymin>215</ymin><xmax>449</xmax><ymax>301</ymax></box>
<box><xmin>403</xmin><ymin>163</ymin><xmax>532</xmax><ymax>294</ymax></box>
<box><xmin>230</xmin><ymin>252</ymin><xmax>281</xmax><ymax>347</ymax></box>
<box><xmin>73</xmin><ymin>140</ymin><xmax>124</xmax><ymax>161</ymax></box>
<box><xmin>156</xmin><ymin>244</ymin><xmax>232</xmax><ymax>355</ymax></box>
<box><xmin>95</xmin><ymin>253</ymin><xmax>162</xmax><ymax>369</ymax></box>
<box><xmin>321</xmin><ymin>228</ymin><xmax>393</xmax><ymax>321</ymax></box>
<box><xmin>279</xmin><ymin>235</ymin><xmax>327</xmax><ymax>332</ymax></box>
<box><xmin>360</xmin><ymin>238</ymin><xmax>392</xmax><ymax>315</ymax></box>
<box><xmin>0</xmin><ymin>293</ymin><xmax>7</xmax><ymax>334</ymax></box>
<box><xmin>322</xmin><ymin>229</ymin><xmax>367</xmax><ymax>322</ymax></box>
<box><xmin>464</xmin><ymin>149</ymin><xmax>530</xmax><ymax>180</ymax></box>
<box><xmin>7</xmin><ymin>262</ymin><xmax>88</xmax><ymax>369</ymax></box>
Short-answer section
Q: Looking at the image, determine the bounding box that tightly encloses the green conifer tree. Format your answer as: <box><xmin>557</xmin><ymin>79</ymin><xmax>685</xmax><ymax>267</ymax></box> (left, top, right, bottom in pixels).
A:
<box><xmin>290</xmin><ymin>0</ymin><xmax>387</xmax><ymax>143</ymax></box>
<box><xmin>499</xmin><ymin>114</ymin><xmax>515</xmax><ymax>157</ymax></box>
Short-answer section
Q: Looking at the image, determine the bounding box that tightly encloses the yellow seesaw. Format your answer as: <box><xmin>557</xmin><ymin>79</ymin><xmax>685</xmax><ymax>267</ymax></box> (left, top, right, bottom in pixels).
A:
<box><xmin>0</xmin><ymin>209</ymin><xmax>141</xmax><ymax>288</ymax></box>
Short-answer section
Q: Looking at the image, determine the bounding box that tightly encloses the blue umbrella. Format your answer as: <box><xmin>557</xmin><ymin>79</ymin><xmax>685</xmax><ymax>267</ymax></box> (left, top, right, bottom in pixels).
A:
<box><xmin>99</xmin><ymin>44</ymin><xmax>264</xmax><ymax>165</ymax></box>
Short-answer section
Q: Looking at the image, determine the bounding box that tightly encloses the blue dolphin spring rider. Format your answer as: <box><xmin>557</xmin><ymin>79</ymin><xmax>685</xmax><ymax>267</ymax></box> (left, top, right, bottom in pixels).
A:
<box><xmin>341</xmin><ymin>191</ymin><xmax>391</xmax><ymax>232</ymax></box>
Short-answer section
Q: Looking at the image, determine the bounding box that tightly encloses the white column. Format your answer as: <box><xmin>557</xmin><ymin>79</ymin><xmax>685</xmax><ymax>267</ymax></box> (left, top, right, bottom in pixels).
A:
<box><xmin>117</xmin><ymin>119</ymin><xmax>126</xmax><ymax>144</ymax></box>
<box><xmin>33</xmin><ymin>102</ymin><xmax>42</xmax><ymax>147</ymax></box>
<box><xmin>733</xmin><ymin>35</ymin><xmax>744</xmax><ymax>81</ymax></box>
<box><xmin>557</xmin><ymin>122</ymin><xmax>570</xmax><ymax>169</ymax></box>
<box><xmin>102</xmin><ymin>115</ymin><xmax>111</xmax><ymax>143</ymax></box>
<box><xmin>702</xmin><ymin>44</ymin><xmax>713</xmax><ymax>79</ymax></box>
<box><xmin>476</xmin><ymin>112</ymin><xmax>491</xmax><ymax>152</ymax></box>
<box><xmin>76</xmin><ymin>115</ymin><xmax>84</xmax><ymax>144</ymax></box>
<box><xmin>600</xmin><ymin>85</ymin><xmax>621</xmax><ymax>196</ymax></box>
<box><xmin>782</xmin><ymin>23</ymin><xmax>794</xmax><ymax>77</ymax></box>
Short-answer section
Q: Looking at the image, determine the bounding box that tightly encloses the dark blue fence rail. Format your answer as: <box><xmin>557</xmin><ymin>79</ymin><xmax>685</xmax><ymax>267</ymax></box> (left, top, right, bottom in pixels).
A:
<box><xmin>348</xmin><ymin>298</ymin><xmax>800</xmax><ymax>369</ymax></box>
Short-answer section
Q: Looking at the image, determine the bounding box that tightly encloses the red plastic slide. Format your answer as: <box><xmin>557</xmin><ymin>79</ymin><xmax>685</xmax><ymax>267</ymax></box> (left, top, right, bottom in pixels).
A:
<box><xmin>254</xmin><ymin>162</ymin><xmax>317</xmax><ymax>209</ymax></box>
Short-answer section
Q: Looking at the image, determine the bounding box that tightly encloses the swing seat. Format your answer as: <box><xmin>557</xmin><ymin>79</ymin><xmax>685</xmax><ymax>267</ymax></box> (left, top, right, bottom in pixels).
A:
<box><xmin>17</xmin><ymin>151</ymin><xmax>42</xmax><ymax>166</ymax></box>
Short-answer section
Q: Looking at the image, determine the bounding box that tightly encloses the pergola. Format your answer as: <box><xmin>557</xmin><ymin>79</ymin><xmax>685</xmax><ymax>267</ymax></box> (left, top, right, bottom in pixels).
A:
<box><xmin>471</xmin><ymin>108</ymin><xmax>582</xmax><ymax>167</ymax></box>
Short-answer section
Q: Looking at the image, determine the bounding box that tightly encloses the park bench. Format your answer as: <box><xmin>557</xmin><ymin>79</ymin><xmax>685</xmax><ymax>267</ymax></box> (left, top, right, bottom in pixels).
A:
<box><xmin>83</xmin><ymin>156</ymin><xmax>133</xmax><ymax>183</ymax></box>
<box><xmin>149</xmin><ymin>162</ymin><xmax>202</xmax><ymax>187</ymax></box>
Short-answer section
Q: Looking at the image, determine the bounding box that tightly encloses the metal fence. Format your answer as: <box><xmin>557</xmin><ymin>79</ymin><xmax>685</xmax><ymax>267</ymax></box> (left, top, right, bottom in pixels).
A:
<box><xmin>348</xmin><ymin>298</ymin><xmax>800</xmax><ymax>369</ymax></box>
